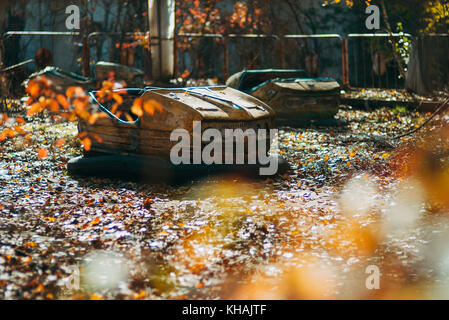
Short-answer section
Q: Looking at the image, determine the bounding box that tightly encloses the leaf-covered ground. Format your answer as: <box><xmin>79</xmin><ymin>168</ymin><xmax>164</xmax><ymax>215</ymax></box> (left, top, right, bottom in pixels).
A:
<box><xmin>1</xmin><ymin>105</ymin><xmax>449</xmax><ymax>300</ymax></box>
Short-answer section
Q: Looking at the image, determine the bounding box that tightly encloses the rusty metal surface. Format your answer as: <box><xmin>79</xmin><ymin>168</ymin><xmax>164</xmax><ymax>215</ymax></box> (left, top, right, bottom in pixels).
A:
<box><xmin>80</xmin><ymin>86</ymin><xmax>274</xmax><ymax>160</ymax></box>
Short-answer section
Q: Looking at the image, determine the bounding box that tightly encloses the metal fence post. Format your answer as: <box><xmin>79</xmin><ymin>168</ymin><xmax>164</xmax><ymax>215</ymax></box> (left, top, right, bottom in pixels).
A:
<box><xmin>341</xmin><ymin>37</ymin><xmax>349</xmax><ymax>86</ymax></box>
<box><xmin>173</xmin><ymin>34</ymin><xmax>178</xmax><ymax>79</ymax></box>
<box><xmin>0</xmin><ymin>36</ymin><xmax>5</xmax><ymax>69</ymax></box>
<box><xmin>82</xmin><ymin>35</ymin><xmax>90</xmax><ymax>78</ymax></box>
<box><xmin>223</xmin><ymin>36</ymin><xmax>229</xmax><ymax>81</ymax></box>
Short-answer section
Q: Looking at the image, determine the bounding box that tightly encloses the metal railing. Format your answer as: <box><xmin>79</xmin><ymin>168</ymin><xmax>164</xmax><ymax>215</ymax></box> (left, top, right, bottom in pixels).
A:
<box><xmin>344</xmin><ymin>33</ymin><xmax>412</xmax><ymax>89</ymax></box>
<box><xmin>174</xmin><ymin>33</ymin><xmax>344</xmax><ymax>82</ymax></box>
<box><xmin>2</xmin><ymin>30</ymin><xmax>448</xmax><ymax>92</ymax></box>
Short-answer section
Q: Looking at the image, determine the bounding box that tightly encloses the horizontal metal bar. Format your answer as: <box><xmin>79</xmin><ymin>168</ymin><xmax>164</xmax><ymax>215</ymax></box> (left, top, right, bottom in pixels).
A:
<box><xmin>0</xmin><ymin>59</ymin><xmax>34</xmax><ymax>73</ymax></box>
<box><xmin>3</xmin><ymin>31</ymin><xmax>425</xmax><ymax>42</ymax></box>
<box><xmin>88</xmin><ymin>32</ymin><xmax>149</xmax><ymax>38</ymax></box>
<box><xmin>418</xmin><ymin>33</ymin><xmax>449</xmax><ymax>37</ymax></box>
<box><xmin>176</xmin><ymin>33</ymin><xmax>280</xmax><ymax>39</ymax></box>
<box><xmin>283</xmin><ymin>34</ymin><xmax>342</xmax><ymax>40</ymax></box>
<box><xmin>88</xmin><ymin>31</ymin><xmax>146</xmax><ymax>37</ymax></box>
<box><xmin>4</xmin><ymin>31</ymin><xmax>80</xmax><ymax>37</ymax></box>
<box><xmin>176</xmin><ymin>33</ymin><xmax>341</xmax><ymax>40</ymax></box>
<box><xmin>176</xmin><ymin>33</ymin><xmax>224</xmax><ymax>39</ymax></box>
<box><xmin>227</xmin><ymin>34</ymin><xmax>279</xmax><ymax>39</ymax></box>
<box><xmin>87</xmin><ymin>32</ymin><xmax>172</xmax><ymax>44</ymax></box>
<box><xmin>347</xmin><ymin>33</ymin><xmax>412</xmax><ymax>38</ymax></box>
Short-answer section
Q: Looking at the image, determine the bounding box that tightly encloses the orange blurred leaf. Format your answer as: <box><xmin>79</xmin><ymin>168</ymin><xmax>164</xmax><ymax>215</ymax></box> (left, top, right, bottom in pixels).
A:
<box><xmin>27</xmin><ymin>102</ymin><xmax>41</xmax><ymax>116</ymax></box>
<box><xmin>112</xmin><ymin>92</ymin><xmax>123</xmax><ymax>105</ymax></box>
<box><xmin>143</xmin><ymin>99</ymin><xmax>164</xmax><ymax>116</ymax></box>
<box><xmin>124</xmin><ymin>112</ymin><xmax>134</xmax><ymax>122</ymax></box>
<box><xmin>14</xmin><ymin>126</ymin><xmax>25</xmax><ymax>134</ymax></box>
<box><xmin>4</xmin><ymin>128</ymin><xmax>15</xmax><ymax>138</ymax></box>
<box><xmin>66</xmin><ymin>86</ymin><xmax>84</xmax><ymax>99</ymax></box>
<box><xmin>27</xmin><ymin>81</ymin><xmax>40</xmax><ymax>98</ymax></box>
<box><xmin>55</xmin><ymin>138</ymin><xmax>65</xmax><ymax>147</ymax></box>
<box><xmin>110</xmin><ymin>103</ymin><xmax>119</xmax><ymax>115</ymax></box>
<box><xmin>131</xmin><ymin>98</ymin><xmax>143</xmax><ymax>117</ymax></box>
<box><xmin>56</xmin><ymin>94</ymin><xmax>70</xmax><ymax>110</ymax></box>
<box><xmin>196</xmin><ymin>282</ymin><xmax>204</xmax><ymax>289</ymax></box>
<box><xmin>34</xmin><ymin>284</ymin><xmax>45</xmax><ymax>293</ymax></box>
<box><xmin>73</xmin><ymin>98</ymin><xmax>87</xmax><ymax>112</ymax></box>
<box><xmin>47</xmin><ymin>99</ymin><xmax>59</xmax><ymax>113</ymax></box>
<box><xmin>91</xmin><ymin>134</ymin><xmax>103</xmax><ymax>143</ymax></box>
<box><xmin>82</xmin><ymin>137</ymin><xmax>92</xmax><ymax>151</ymax></box>
<box><xmin>37</xmin><ymin>148</ymin><xmax>48</xmax><ymax>159</ymax></box>
<box><xmin>15</xmin><ymin>117</ymin><xmax>25</xmax><ymax>124</ymax></box>
<box><xmin>88</xmin><ymin>113</ymin><xmax>100</xmax><ymax>125</ymax></box>
<box><xmin>78</xmin><ymin>132</ymin><xmax>88</xmax><ymax>139</ymax></box>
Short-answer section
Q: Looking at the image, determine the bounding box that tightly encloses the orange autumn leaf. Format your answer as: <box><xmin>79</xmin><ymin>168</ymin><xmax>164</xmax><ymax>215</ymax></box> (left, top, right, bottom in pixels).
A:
<box><xmin>88</xmin><ymin>113</ymin><xmax>102</xmax><ymax>125</ymax></box>
<box><xmin>90</xmin><ymin>217</ymin><xmax>100</xmax><ymax>225</ymax></box>
<box><xmin>37</xmin><ymin>148</ymin><xmax>48</xmax><ymax>159</ymax></box>
<box><xmin>73</xmin><ymin>98</ymin><xmax>88</xmax><ymax>112</ymax></box>
<box><xmin>135</xmin><ymin>290</ymin><xmax>146</xmax><ymax>299</ymax></box>
<box><xmin>143</xmin><ymin>99</ymin><xmax>164</xmax><ymax>116</ymax></box>
<box><xmin>78</xmin><ymin>132</ymin><xmax>88</xmax><ymax>139</ymax></box>
<box><xmin>55</xmin><ymin>138</ymin><xmax>65</xmax><ymax>147</ymax></box>
<box><xmin>181</xmin><ymin>70</ymin><xmax>191</xmax><ymax>79</ymax></box>
<box><xmin>90</xmin><ymin>133</ymin><xmax>103</xmax><ymax>143</ymax></box>
<box><xmin>66</xmin><ymin>86</ymin><xmax>84</xmax><ymax>99</ymax></box>
<box><xmin>34</xmin><ymin>284</ymin><xmax>45</xmax><ymax>293</ymax></box>
<box><xmin>0</xmin><ymin>133</ymin><xmax>6</xmax><ymax>141</ymax></box>
<box><xmin>196</xmin><ymin>282</ymin><xmax>204</xmax><ymax>289</ymax></box>
<box><xmin>15</xmin><ymin>117</ymin><xmax>25</xmax><ymax>124</ymax></box>
<box><xmin>14</xmin><ymin>126</ymin><xmax>25</xmax><ymax>134</ymax></box>
<box><xmin>110</xmin><ymin>103</ymin><xmax>120</xmax><ymax>115</ymax></box>
<box><xmin>47</xmin><ymin>99</ymin><xmax>60</xmax><ymax>113</ymax></box>
<box><xmin>66</xmin><ymin>87</ymin><xmax>76</xmax><ymax>99</ymax></box>
<box><xmin>112</xmin><ymin>92</ymin><xmax>123</xmax><ymax>105</ymax></box>
<box><xmin>4</xmin><ymin>128</ymin><xmax>15</xmax><ymax>138</ymax></box>
<box><xmin>56</xmin><ymin>94</ymin><xmax>70</xmax><ymax>110</ymax></box>
<box><xmin>27</xmin><ymin>81</ymin><xmax>40</xmax><ymax>98</ymax></box>
<box><xmin>83</xmin><ymin>137</ymin><xmax>92</xmax><ymax>151</ymax></box>
<box><xmin>124</xmin><ymin>112</ymin><xmax>134</xmax><ymax>122</ymax></box>
<box><xmin>27</xmin><ymin>102</ymin><xmax>41</xmax><ymax>116</ymax></box>
<box><xmin>98</xmin><ymin>81</ymin><xmax>114</xmax><ymax>97</ymax></box>
<box><xmin>131</xmin><ymin>98</ymin><xmax>143</xmax><ymax>117</ymax></box>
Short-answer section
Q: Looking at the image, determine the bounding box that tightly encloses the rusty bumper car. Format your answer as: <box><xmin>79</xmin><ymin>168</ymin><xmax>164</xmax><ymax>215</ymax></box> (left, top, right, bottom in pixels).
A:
<box><xmin>226</xmin><ymin>69</ymin><xmax>341</xmax><ymax>125</ymax></box>
<box><xmin>25</xmin><ymin>61</ymin><xmax>145</xmax><ymax>93</ymax></box>
<box><xmin>67</xmin><ymin>86</ymin><xmax>289</xmax><ymax>182</ymax></box>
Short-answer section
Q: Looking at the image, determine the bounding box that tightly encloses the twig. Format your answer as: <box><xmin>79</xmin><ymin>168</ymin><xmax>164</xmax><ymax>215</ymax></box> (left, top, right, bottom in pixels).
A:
<box><xmin>391</xmin><ymin>97</ymin><xmax>449</xmax><ymax>140</ymax></box>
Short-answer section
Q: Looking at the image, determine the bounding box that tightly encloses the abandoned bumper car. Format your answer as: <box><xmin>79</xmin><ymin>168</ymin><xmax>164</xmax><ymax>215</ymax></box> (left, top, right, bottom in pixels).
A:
<box><xmin>67</xmin><ymin>86</ymin><xmax>289</xmax><ymax>181</ymax></box>
<box><xmin>25</xmin><ymin>61</ymin><xmax>145</xmax><ymax>92</ymax></box>
<box><xmin>226</xmin><ymin>69</ymin><xmax>341</xmax><ymax>125</ymax></box>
